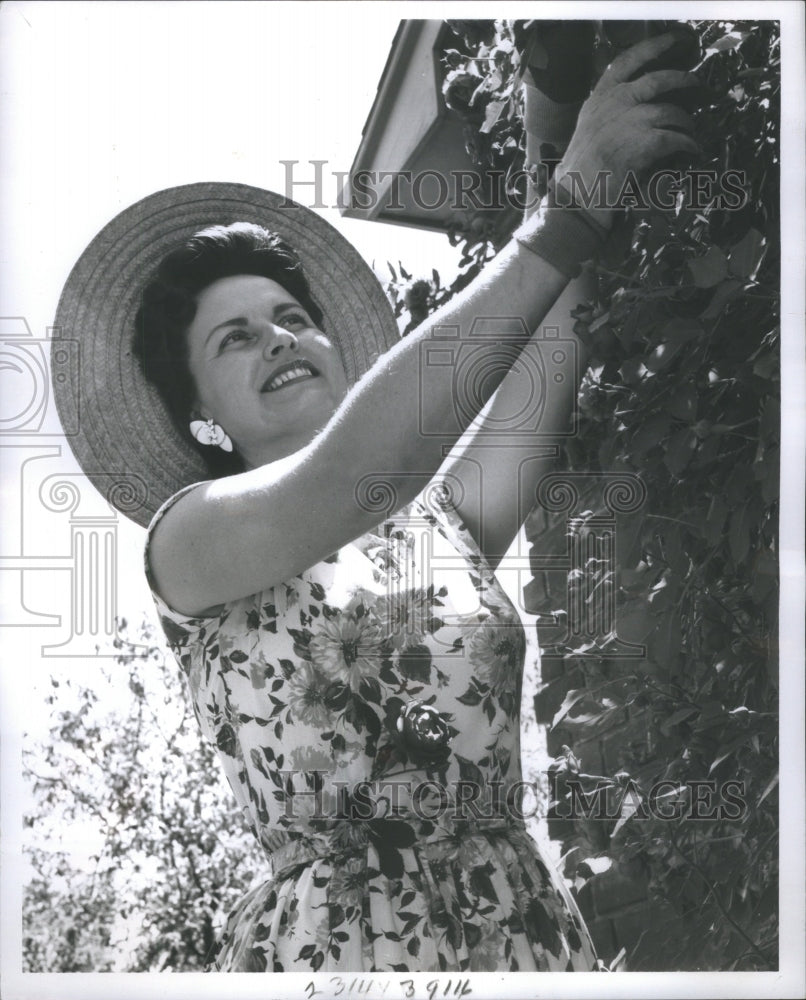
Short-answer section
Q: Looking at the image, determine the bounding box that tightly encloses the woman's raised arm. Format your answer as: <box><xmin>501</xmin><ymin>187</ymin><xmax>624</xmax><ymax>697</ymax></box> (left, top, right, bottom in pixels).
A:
<box><xmin>148</xmin><ymin>33</ymin><xmax>699</xmax><ymax>615</ymax></box>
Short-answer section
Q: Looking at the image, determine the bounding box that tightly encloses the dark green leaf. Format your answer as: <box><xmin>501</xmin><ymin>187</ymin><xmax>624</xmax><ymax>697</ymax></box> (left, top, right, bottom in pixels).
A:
<box><xmin>688</xmin><ymin>247</ymin><xmax>729</xmax><ymax>288</ymax></box>
<box><xmin>664</xmin><ymin>428</ymin><xmax>698</xmax><ymax>475</ymax></box>
<box><xmin>700</xmin><ymin>278</ymin><xmax>743</xmax><ymax>319</ymax></box>
<box><xmin>667</xmin><ymin>384</ymin><xmax>698</xmax><ymax>422</ymax></box>
<box><xmin>728</xmin><ymin>505</ymin><xmax>751</xmax><ymax>566</ymax></box>
<box><xmin>728</xmin><ymin>228</ymin><xmax>765</xmax><ymax>278</ymax></box>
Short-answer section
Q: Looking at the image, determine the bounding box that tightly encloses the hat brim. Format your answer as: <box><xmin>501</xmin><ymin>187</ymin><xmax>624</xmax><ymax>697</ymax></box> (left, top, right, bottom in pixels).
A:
<box><xmin>52</xmin><ymin>182</ymin><xmax>400</xmax><ymax>528</ymax></box>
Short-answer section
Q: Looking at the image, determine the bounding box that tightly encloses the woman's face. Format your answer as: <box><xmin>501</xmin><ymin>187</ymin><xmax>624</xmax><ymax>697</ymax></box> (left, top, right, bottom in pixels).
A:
<box><xmin>186</xmin><ymin>274</ymin><xmax>349</xmax><ymax>469</ymax></box>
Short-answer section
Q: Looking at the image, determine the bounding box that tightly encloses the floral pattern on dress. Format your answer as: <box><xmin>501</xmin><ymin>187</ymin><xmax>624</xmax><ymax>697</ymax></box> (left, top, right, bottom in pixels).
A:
<box><xmin>146</xmin><ymin>489</ymin><xmax>598</xmax><ymax>972</ymax></box>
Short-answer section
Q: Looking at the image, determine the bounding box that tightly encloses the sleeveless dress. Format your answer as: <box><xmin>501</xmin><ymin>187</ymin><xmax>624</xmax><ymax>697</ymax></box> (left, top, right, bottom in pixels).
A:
<box><xmin>146</xmin><ymin>484</ymin><xmax>598</xmax><ymax>973</ymax></box>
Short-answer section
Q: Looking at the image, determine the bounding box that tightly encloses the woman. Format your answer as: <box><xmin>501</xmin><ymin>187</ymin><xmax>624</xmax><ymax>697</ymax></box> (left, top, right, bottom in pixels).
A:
<box><xmin>54</xmin><ymin>34</ymin><xmax>698</xmax><ymax>972</ymax></box>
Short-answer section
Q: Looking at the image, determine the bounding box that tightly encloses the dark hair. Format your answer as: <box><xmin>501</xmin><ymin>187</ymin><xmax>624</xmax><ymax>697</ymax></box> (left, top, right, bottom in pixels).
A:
<box><xmin>133</xmin><ymin>222</ymin><xmax>325</xmax><ymax>477</ymax></box>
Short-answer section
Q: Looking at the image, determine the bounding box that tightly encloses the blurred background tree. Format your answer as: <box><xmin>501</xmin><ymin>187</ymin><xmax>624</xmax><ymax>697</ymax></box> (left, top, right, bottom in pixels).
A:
<box><xmin>23</xmin><ymin>622</ymin><xmax>264</xmax><ymax>972</ymax></box>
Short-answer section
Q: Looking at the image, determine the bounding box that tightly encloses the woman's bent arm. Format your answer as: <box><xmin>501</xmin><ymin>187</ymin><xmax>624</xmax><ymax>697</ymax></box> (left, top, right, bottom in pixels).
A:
<box><xmin>150</xmin><ymin>242</ymin><xmax>570</xmax><ymax>614</ymax></box>
<box><xmin>149</xmin><ymin>34</ymin><xmax>699</xmax><ymax>614</ymax></box>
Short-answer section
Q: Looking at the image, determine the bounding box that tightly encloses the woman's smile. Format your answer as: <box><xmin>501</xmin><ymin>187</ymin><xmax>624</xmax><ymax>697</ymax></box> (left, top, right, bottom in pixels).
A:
<box><xmin>261</xmin><ymin>359</ymin><xmax>320</xmax><ymax>393</ymax></box>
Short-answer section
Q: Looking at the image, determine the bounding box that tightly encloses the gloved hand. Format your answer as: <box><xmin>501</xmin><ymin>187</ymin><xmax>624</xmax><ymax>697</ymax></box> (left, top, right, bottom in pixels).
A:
<box><xmin>553</xmin><ymin>32</ymin><xmax>700</xmax><ymax>224</ymax></box>
<box><xmin>521</xmin><ymin>21</ymin><xmax>596</xmax><ymax>159</ymax></box>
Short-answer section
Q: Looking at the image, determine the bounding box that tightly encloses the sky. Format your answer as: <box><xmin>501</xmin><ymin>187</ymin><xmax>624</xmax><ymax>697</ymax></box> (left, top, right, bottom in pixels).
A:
<box><xmin>0</xmin><ymin>2</ymin><xmax>462</xmax><ymax>334</ymax></box>
<box><xmin>1</xmin><ymin>2</ymin><xmax>804</xmax><ymax>998</ymax></box>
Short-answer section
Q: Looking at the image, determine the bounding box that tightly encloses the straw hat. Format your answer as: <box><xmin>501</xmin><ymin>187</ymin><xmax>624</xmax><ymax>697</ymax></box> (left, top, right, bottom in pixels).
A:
<box><xmin>52</xmin><ymin>182</ymin><xmax>400</xmax><ymax>528</ymax></box>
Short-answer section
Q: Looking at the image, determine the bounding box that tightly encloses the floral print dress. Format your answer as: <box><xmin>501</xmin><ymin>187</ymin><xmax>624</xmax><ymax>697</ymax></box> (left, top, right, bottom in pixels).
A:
<box><xmin>146</xmin><ymin>485</ymin><xmax>598</xmax><ymax>973</ymax></box>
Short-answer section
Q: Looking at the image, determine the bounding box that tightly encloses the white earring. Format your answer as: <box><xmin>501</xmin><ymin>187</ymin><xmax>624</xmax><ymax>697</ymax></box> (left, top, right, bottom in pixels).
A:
<box><xmin>189</xmin><ymin>418</ymin><xmax>233</xmax><ymax>452</ymax></box>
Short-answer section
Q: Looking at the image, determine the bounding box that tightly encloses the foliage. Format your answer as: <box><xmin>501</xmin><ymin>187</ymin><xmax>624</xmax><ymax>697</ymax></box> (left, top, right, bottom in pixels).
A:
<box><xmin>385</xmin><ymin>21</ymin><xmax>527</xmax><ymax>333</ymax></box>
<box><xmin>391</xmin><ymin>19</ymin><xmax>779</xmax><ymax>971</ymax></box>
<box><xmin>536</xmin><ymin>19</ymin><xmax>779</xmax><ymax>972</ymax></box>
<box><xmin>23</xmin><ymin>621</ymin><xmax>264</xmax><ymax>972</ymax></box>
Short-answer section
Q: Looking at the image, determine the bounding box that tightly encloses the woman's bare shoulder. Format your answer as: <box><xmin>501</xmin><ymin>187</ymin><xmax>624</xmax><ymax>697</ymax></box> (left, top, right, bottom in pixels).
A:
<box><xmin>144</xmin><ymin>449</ymin><xmax>376</xmax><ymax>618</ymax></box>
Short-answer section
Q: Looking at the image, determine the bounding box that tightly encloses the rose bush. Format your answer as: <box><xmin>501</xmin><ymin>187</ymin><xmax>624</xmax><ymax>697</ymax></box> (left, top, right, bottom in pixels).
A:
<box><xmin>387</xmin><ymin>18</ymin><xmax>780</xmax><ymax>972</ymax></box>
